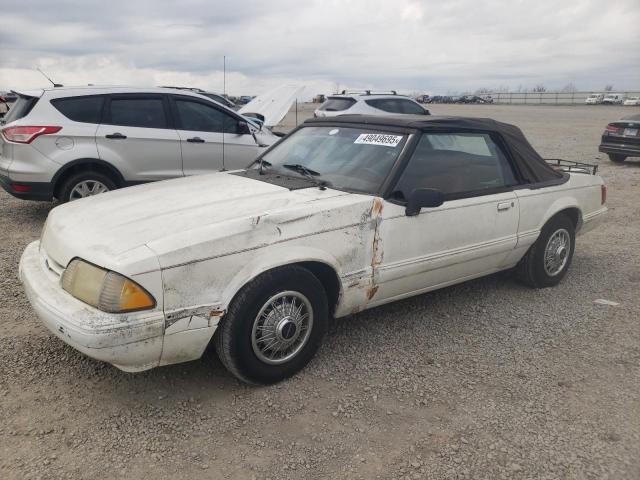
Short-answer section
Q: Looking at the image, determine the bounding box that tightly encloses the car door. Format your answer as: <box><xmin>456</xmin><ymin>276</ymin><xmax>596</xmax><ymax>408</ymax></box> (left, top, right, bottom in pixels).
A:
<box><xmin>371</xmin><ymin>131</ymin><xmax>520</xmax><ymax>303</ymax></box>
<box><xmin>95</xmin><ymin>94</ymin><xmax>182</xmax><ymax>182</ymax></box>
<box><xmin>171</xmin><ymin>95</ymin><xmax>261</xmax><ymax>175</ymax></box>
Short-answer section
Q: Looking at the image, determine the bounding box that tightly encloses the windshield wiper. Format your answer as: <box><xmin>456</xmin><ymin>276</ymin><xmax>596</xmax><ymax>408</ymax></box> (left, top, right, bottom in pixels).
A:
<box><xmin>258</xmin><ymin>158</ymin><xmax>272</xmax><ymax>175</ymax></box>
<box><xmin>282</xmin><ymin>163</ymin><xmax>328</xmax><ymax>190</ymax></box>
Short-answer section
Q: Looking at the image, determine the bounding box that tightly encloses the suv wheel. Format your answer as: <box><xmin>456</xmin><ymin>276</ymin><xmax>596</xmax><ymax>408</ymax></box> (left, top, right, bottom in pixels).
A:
<box><xmin>608</xmin><ymin>154</ymin><xmax>626</xmax><ymax>163</ymax></box>
<box><xmin>516</xmin><ymin>214</ymin><xmax>575</xmax><ymax>288</ymax></box>
<box><xmin>214</xmin><ymin>265</ymin><xmax>328</xmax><ymax>384</ymax></box>
<box><xmin>58</xmin><ymin>171</ymin><xmax>116</xmax><ymax>203</ymax></box>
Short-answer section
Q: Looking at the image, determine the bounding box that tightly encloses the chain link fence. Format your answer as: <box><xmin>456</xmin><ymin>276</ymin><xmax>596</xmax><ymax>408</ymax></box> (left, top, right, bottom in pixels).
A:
<box><xmin>487</xmin><ymin>91</ymin><xmax>640</xmax><ymax>105</ymax></box>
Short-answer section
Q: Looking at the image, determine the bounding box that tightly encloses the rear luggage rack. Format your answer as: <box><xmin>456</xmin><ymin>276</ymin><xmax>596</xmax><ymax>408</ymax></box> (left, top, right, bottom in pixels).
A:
<box><xmin>545</xmin><ymin>159</ymin><xmax>598</xmax><ymax>175</ymax></box>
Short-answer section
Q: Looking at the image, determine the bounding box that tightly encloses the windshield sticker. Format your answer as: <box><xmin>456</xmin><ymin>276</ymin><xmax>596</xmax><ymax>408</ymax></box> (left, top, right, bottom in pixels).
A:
<box><xmin>354</xmin><ymin>133</ymin><xmax>403</xmax><ymax>147</ymax></box>
<box><xmin>329</xmin><ymin>128</ymin><xmax>340</xmax><ymax>135</ymax></box>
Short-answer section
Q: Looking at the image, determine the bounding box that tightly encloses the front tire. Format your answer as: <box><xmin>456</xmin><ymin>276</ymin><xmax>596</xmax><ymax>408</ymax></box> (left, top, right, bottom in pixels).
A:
<box><xmin>608</xmin><ymin>154</ymin><xmax>626</xmax><ymax>163</ymax></box>
<box><xmin>58</xmin><ymin>171</ymin><xmax>116</xmax><ymax>203</ymax></box>
<box><xmin>516</xmin><ymin>214</ymin><xmax>576</xmax><ymax>288</ymax></box>
<box><xmin>214</xmin><ymin>265</ymin><xmax>328</xmax><ymax>384</ymax></box>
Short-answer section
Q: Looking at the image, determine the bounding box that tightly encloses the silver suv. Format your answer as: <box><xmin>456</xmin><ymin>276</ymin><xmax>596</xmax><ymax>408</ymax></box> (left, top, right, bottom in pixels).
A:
<box><xmin>314</xmin><ymin>90</ymin><xmax>430</xmax><ymax>118</ymax></box>
<box><xmin>0</xmin><ymin>86</ymin><xmax>279</xmax><ymax>202</ymax></box>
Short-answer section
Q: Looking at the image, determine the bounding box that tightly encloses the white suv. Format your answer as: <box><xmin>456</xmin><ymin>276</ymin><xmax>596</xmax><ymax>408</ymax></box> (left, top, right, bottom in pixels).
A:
<box><xmin>314</xmin><ymin>91</ymin><xmax>430</xmax><ymax>118</ymax></box>
<box><xmin>0</xmin><ymin>86</ymin><xmax>279</xmax><ymax>202</ymax></box>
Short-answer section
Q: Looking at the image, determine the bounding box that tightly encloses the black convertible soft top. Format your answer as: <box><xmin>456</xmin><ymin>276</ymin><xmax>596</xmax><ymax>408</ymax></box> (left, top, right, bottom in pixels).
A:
<box><xmin>304</xmin><ymin>115</ymin><xmax>563</xmax><ymax>184</ymax></box>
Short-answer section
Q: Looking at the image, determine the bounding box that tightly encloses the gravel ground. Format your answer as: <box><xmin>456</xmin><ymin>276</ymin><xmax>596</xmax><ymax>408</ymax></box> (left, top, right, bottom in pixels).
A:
<box><xmin>1</xmin><ymin>104</ymin><xmax>639</xmax><ymax>480</ymax></box>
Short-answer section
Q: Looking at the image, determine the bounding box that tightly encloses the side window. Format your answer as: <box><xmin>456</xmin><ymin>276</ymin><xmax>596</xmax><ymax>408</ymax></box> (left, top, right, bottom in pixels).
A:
<box><xmin>109</xmin><ymin>97</ymin><xmax>167</xmax><ymax>128</ymax></box>
<box><xmin>175</xmin><ymin>99</ymin><xmax>239</xmax><ymax>133</ymax></box>
<box><xmin>51</xmin><ymin>96</ymin><xmax>104</xmax><ymax>124</ymax></box>
<box><xmin>366</xmin><ymin>99</ymin><xmax>402</xmax><ymax>113</ymax></box>
<box><xmin>319</xmin><ymin>98</ymin><xmax>356</xmax><ymax>111</ymax></box>
<box><xmin>395</xmin><ymin>132</ymin><xmax>517</xmax><ymax>198</ymax></box>
<box><xmin>397</xmin><ymin>99</ymin><xmax>426</xmax><ymax>115</ymax></box>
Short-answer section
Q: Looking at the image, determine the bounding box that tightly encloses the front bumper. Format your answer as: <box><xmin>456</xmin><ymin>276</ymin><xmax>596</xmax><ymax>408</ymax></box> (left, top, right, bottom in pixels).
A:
<box><xmin>19</xmin><ymin>241</ymin><xmax>165</xmax><ymax>372</ymax></box>
<box><xmin>0</xmin><ymin>174</ymin><xmax>53</xmax><ymax>201</ymax></box>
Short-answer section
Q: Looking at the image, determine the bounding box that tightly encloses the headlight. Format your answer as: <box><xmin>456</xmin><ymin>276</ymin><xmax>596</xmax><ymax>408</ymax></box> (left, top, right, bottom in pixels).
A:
<box><xmin>61</xmin><ymin>259</ymin><xmax>155</xmax><ymax>313</ymax></box>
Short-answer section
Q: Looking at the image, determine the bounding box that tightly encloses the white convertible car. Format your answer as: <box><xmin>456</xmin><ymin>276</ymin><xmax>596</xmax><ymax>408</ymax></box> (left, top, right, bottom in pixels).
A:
<box><xmin>20</xmin><ymin>115</ymin><xmax>607</xmax><ymax>384</ymax></box>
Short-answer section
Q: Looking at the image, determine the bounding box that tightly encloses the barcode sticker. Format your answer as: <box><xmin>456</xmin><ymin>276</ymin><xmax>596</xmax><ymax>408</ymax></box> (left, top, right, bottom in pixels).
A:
<box><xmin>354</xmin><ymin>133</ymin><xmax>403</xmax><ymax>147</ymax></box>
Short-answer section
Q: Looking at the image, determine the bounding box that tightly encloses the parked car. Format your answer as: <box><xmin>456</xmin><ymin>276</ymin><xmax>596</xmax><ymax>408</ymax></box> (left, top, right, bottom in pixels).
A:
<box><xmin>0</xmin><ymin>86</ymin><xmax>280</xmax><ymax>202</ymax></box>
<box><xmin>238</xmin><ymin>96</ymin><xmax>254</xmax><ymax>105</ymax></box>
<box><xmin>0</xmin><ymin>96</ymin><xmax>10</xmax><ymax>118</ymax></box>
<box><xmin>599</xmin><ymin>114</ymin><xmax>640</xmax><ymax>162</ymax></box>
<box><xmin>415</xmin><ymin>94</ymin><xmax>430</xmax><ymax>104</ymax></box>
<box><xmin>585</xmin><ymin>93</ymin><xmax>604</xmax><ymax>105</ymax></box>
<box><xmin>314</xmin><ymin>91</ymin><xmax>430</xmax><ymax>117</ymax></box>
<box><xmin>19</xmin><ymin>114</ymin><xmax>607</xmax><ymax>384</ymax></box>
<box><xmin>602</xmin><ymin>94</ymin><xmax>625</xmax><ymax>105</ymax></box>
<box><xmin>459</xmin><ymin>95</ymin><xmax>489</xmax><ymax>104</ymax></box>
<box><xmin>623</xmin><ymin>97</ymin><xmax>640</xmax><ymax>106</ymax></box>
<box><xmin>0</xmin><ymin>91</ymin><xmax>18</xmax><ymax>103</ymax></box>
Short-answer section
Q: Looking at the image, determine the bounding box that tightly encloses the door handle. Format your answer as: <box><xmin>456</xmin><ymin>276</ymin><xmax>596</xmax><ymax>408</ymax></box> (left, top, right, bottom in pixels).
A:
<box><xmin>497</xmin><ymin>201</ymin><xmax>514</xmax><ymax>211</ymax></box>
<box><xmin>105</xmin><ymin>133</ymin><xmax>127</xmax><ymax>139</ymax></box>
<box><xmin>187</xmin><ymin>137</ymin><xmax>205</xmax><ymax>143</ymax></box>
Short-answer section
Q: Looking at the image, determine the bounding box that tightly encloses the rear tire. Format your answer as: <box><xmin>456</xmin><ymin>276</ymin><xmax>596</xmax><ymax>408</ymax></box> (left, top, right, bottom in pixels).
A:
<box><xmin>214</xmin><ymin>265</ymin><xmax>328</xmax><ymax>384</ymax></box>
<box><xmin>58</xmin><ymin>171</ymin><xmax>116</xmax><ymax>203</ymax></box>
<box><xmin>516</xmin><ymin>214</ymin><xmax>575</xmax><ymax>288</ymax></box>
<box><xmin>608</xmin><ymin>154</ymin><xmax>626</xmax><ymax>163</ymax></box>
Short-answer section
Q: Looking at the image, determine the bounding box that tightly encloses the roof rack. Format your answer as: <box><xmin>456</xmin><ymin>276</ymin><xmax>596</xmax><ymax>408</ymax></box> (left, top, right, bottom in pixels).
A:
<box><xmin>339</xmin><ymin>90</ymin><xmax>397</xmax><ymax>96</ymax></box>
<box><xmin>545</xmin><ymin>158</ymin><xmax>598</xmax><ymax>175</ymax></box>
<box><xmin>159</xmin><ymin>86</ymin><xmax>206</xmax><ymax>93</ymax></box>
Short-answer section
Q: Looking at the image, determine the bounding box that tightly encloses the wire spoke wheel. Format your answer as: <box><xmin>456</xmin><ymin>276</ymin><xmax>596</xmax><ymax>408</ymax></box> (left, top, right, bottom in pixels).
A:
<box><xmin>69</xmin><ymin>180</ymin><xmax>109</xmax><ymax>201</ymax></box>
<box><xmin>251</xmin><ymin>291</ymin><xmax>314</xmax><ymax>365</ymax></box>
<box><xmin>543</xmin><ymin>228</ymin><xmax>571</xmax><ymax>276</ymax></box>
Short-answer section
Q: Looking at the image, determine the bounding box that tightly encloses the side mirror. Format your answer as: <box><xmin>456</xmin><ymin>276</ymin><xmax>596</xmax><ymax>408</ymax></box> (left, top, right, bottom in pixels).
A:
<box><xmin>237</xmin><ymin>120</ymin><xmax>251</xmax><ymax>135</ymax></box>
<box><xmin>405</xmin><ymin>188</ymin><xmax>444</xmax><ymax>216</ymax></box>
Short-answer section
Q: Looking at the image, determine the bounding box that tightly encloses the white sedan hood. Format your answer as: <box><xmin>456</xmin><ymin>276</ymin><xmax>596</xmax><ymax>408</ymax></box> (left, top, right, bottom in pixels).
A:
<box><xmin>41</xmin><ymin>172</ymin><xmax>370</xmax><ymax>273</ymax></box>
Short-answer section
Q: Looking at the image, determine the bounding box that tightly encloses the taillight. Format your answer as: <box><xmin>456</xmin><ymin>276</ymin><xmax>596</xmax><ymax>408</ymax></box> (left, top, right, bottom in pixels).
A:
<box><xmin>601</xmin><ymin>184</ymin><xmax>607</xmax><ymax>205</ymax></box>
<box><xmin>605</xmin><ymin>124</ymin><xmax>620</xmax><ymax>134</ymax></box>
<box><xmin>1</xmin><ymin>126</ymin><xmax>62</xmax><ymax>144</ymax></box>
<box><xmin>11</xmin><ymin>184</ymin><xmax>32</xmax><ymax>193</ymax></box>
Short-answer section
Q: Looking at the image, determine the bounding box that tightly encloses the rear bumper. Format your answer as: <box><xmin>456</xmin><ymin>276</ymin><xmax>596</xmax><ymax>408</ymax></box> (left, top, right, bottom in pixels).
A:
<box><xmin>598</xmin><ymin>143</ymin><xmax>640</xmax><ymax>158</ymax></box>
<box><xmin>19</xmin><ymin>241</ymin><xmax>165</xmax><ymax>372</ymax></box>
<box><xmin>0</xmin><ymin>174</ymin><xmax>53</xmax><ymax>201</ymax></box>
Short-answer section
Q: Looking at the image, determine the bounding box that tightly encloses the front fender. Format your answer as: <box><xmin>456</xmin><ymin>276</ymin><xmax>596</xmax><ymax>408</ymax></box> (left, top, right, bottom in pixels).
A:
<box><xmin>220</xmin><ymin>245</ymin><xmax>344</xmax><ymax>309</ymax></box>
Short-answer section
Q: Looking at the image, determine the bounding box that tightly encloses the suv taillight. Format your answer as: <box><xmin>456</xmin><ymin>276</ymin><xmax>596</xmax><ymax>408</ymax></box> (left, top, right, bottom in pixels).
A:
<box><xmin>1</xmin><ymin>126</ymin><xmax>62</xmax><ymax>144</ymax></box>
<box><xmin>601</xmin><ymin>184</ymin><xmax>607</xmax><ymax>205</ymax></box>
<box><xmin>605</xmin><ymin>124</ymin><xmax>620</xmax><ymax>134</ymax></box>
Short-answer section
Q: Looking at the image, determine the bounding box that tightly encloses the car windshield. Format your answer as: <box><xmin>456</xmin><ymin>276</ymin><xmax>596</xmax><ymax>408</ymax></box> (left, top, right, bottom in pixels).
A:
<box><xmin>254</xmin><ymin>126</ymin><xmax>409</xmax><ymax>194</ymax></box>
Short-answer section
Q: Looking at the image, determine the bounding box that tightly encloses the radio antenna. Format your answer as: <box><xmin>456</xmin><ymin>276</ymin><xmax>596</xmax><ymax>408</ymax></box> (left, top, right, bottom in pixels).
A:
<box><xmin>221</xmin><ymin>55</ymin><xmax>226</xmax><ymax>171</ymax></box>
<box><xmin>36</xmin><ymin>67</ymin><xmax>63</xmax><ymax>87</ymax></box>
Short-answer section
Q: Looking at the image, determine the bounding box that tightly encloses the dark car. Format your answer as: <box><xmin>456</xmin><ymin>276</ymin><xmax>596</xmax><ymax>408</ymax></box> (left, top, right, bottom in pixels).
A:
<box><xmin>599</xmin><ymin>114</ymin><xmax>640</xmax><ymax>163</ymax></box>
<box><xmin>458</xmin><ymin>95</ymin><xmax>487</xmax><ymax>104</ymax></box>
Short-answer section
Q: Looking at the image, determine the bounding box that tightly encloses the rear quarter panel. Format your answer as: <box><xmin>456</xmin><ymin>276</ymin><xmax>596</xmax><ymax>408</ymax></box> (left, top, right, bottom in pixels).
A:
<box><xmin>515</xmin><ymin>173</ymin><xmax>605</xmax><ymax>249</ymax></box>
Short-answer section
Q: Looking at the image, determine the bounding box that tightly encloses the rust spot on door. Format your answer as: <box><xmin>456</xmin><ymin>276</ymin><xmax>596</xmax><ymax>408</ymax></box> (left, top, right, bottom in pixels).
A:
<box><xmin>366</xmin><ymin>285</ymin><xmax>379</xmax><ymax>300</ymax></box>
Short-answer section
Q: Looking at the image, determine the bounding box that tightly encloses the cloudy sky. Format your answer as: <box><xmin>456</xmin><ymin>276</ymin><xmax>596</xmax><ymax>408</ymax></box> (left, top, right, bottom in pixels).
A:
<box><xmin>1</xmin><ymin>0</ymin><xmax>638</xmax><ymax>97</ymax></box>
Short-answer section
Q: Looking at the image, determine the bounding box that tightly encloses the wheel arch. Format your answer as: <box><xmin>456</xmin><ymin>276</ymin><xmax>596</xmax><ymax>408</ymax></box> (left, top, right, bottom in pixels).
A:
<box><xmin>52</xmin><ymin>158</ymin><xmax>125</xmax><ymax>199</ymax></box>
<box><xmin>541</xmin><ymin>198</ymin><xmax>583</xmax><ymax>233</ymax></box>
<box><xmin>220</xmin><ymin>248</ymin><xmax>344</xmax><ymax>317</ymax></box>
